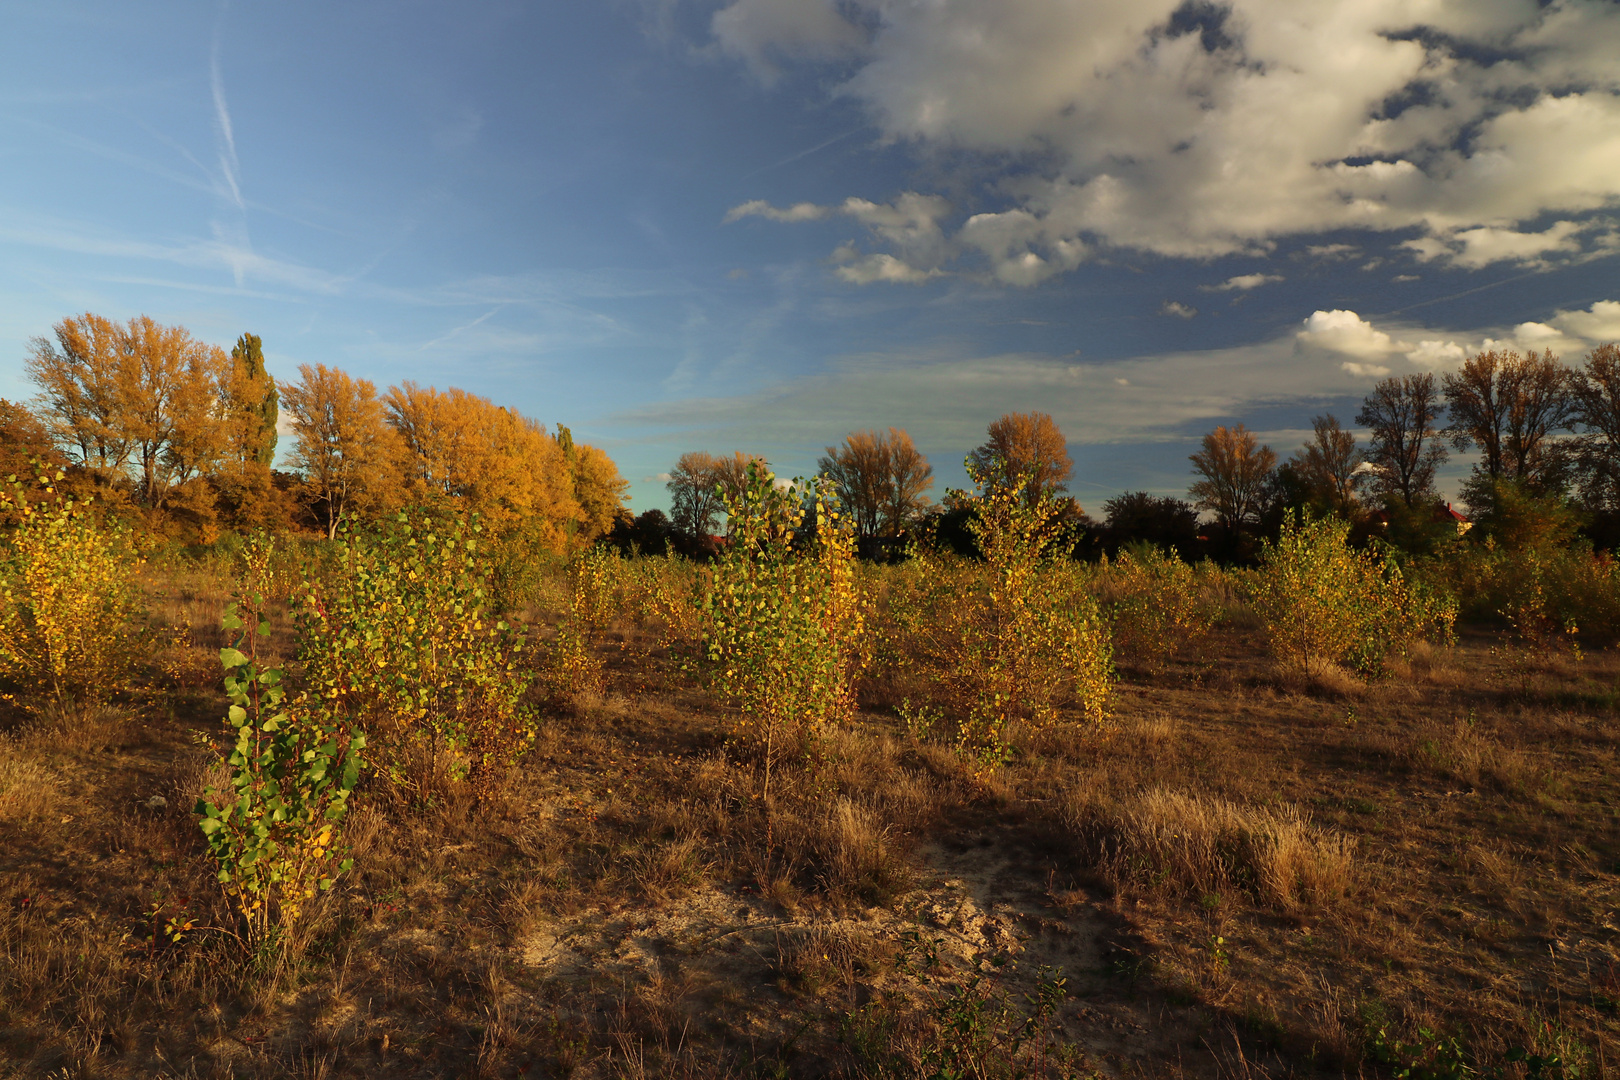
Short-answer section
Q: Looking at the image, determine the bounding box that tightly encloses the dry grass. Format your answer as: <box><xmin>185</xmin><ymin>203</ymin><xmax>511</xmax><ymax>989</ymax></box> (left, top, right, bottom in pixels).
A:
<box><xmin>1063</xmin><ymin>786</ymin><xmax>1356</xmax><ymax>911</ymax></box>
<box><xmin>2</xmin><ymin>559</ymin><xmax>1619</xmax><ymax>1079</ymax></box>
<box><xmin>0</xmin><ymin>739</ymin><xmax>55</xmax><ymax>820</ymax></box>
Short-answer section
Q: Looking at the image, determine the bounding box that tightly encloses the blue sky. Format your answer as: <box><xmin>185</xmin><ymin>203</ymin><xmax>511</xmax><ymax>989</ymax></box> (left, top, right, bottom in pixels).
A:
<box><xmin>3</xmin><ymin>0</ymin><xmax>1618</xmax><ymax>513</ymax></box>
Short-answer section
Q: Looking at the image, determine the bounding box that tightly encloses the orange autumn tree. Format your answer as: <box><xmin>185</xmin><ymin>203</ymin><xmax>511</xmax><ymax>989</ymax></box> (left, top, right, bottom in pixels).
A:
<box><xmin>968</xmin><ymin>411</ymin><xmax>1073</xmax><ymax>505</ymax></box>
<box><xmin>26</xmin><ymin>313</ymin><xmax>233</xmax><ymax>530</ymax></box>
<box><xmin>282</xmin><ymin>364</ymin><xmax>405</xmax><ymax>539</ymax></box>
<box><xmin>383</xmin><ymin>382</ymin><xmax>624</xmax><ymax>552</ymax></box>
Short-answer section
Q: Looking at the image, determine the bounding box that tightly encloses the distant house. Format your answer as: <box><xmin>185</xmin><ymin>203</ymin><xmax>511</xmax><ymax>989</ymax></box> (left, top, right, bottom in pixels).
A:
<box><xmin>1439</xmin><ymin>502</ymin><xmax>1472</xmax><ymax>536</ymax></box>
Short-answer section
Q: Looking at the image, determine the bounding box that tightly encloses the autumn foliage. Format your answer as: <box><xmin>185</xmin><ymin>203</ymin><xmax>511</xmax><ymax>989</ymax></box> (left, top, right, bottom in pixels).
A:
<box><xmin>17</xmin><ymin>312</ymin><xmax>627</xmax><ymax>552</ymax></box>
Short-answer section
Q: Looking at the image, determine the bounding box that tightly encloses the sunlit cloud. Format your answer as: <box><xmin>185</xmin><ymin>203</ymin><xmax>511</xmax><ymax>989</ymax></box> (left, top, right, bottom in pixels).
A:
<box><xmin>714</xmin><ymin>0</ymin><xmax>1620</xmax><ymax>281</ymax></box>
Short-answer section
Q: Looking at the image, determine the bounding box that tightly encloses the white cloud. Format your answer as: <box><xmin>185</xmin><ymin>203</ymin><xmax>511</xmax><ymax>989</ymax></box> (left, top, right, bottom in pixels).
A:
<box><xmin>833</xmin><ymin>249</ymin><xmax>940</xmax><ymax>284</ymax></box>
<box><xmin>1407</xmin><ymin>339</ymin><xmax>1467</xmax><ymax>368</ymax></box>
<box><xmin>1297</xmin><ymin>309</ymin><xmax>1399</xmax><ymax>360</ymax></box>
<box><xmin>1340</xmin><ymin>361</ymin><xmax>1392</xmax><ymax>378</ymax></box>
<box><xmin>1201</xmin><ymin>273</ymin><xmax>1284</xmax><ymax>293</ymax></box>
<box><xmin>729</xmin><ymin>192</ymin><xmax>952</xmax><ymax>282</ymax></box>
<box><xmin>724</xmin><ymin>199</ymin><xmax>829</xmax><ymax>224</ymax></box>
<box><xmin>1551</xmin><ymin>299</ymin><xmax>1620</xmax><ymax>342</ymax></box>
<box><xmin>1159</xmin><ymin>300</ymin><xmax>1198</xmax><ymax>318</ymax></box>
<box><xmin>711</xmin><ymin>0</ymin><xmax>867</xmax><ymax>82</ymax></box>
<box><xmin>1404</xmin><ymin>221</ymin><xmax>1590</xmax><ymax>269</ymax></box>
<box><xmin>719</xmin><ymin>0</ymin><xmax>1620</xmax><ymax>280</ymax></box>
<box><xmin>1297</xmin><ymin>297</ymin><xmax>1620</xmax><ymax>382</ymax></box>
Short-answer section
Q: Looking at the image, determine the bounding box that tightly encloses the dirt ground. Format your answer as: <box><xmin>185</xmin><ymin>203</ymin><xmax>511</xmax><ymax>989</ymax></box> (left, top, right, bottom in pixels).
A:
<box><xmin>3</xmin><ymin>579</ymin><xmax>1619</xmax><ymax>1079</ymax></box>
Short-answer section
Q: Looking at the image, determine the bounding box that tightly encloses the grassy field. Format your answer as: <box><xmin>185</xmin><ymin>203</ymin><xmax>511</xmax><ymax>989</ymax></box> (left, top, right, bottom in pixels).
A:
<box><xmin>2</xmin><ymin>539</ymin><xmax>1620</xmax><ymax>1079</ymax></box>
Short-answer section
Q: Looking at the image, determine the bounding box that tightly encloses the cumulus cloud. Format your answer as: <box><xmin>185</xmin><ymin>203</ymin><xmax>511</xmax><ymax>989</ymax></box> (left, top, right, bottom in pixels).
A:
<box><xmin>1160</xmin><ymin>300</ymin><xmax>1198</xmax><ymax>318</ymax></box>
<box><xmin>1553</xmin><ymin>299</ymin><xmax>1620</xmax><ymax>341</ymax></box>
<box><xmin>716</xmin><ymin>0</ymin><xmax>1620</xmax><ymax>281</ymax></box>
<box><xmin>1296</xmin><ymin>297</ymin><xmax>1620</xmax><ymax>381</ymax></box>
<box><xmin>1297</xmin><ymin>310</ymin><xmax>1400</xmax><ymax>360</ymax></box>
<box><xmin>1201</xmin><ymin>273</ymin><xmax>1284</xmax><ymax>293</ymax></box>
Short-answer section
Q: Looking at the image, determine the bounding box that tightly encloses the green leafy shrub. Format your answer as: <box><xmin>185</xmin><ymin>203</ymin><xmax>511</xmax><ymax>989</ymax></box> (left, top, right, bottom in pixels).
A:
<box><xmin>538</xmin><ymin>543</ymin><xmax>621</xmax><ymax>700</ymax></box>
<box><xmin>0</xmin><ymin>470</ymin><xmax>144</xmax><ymax>708</ymax></box>
<box><xmin>296</xmin><ymin>511</ymin><xmax>534</xmax><ymax>801</ymax></box>
<box><xmin>1096</xmin><ymin>543</ymin><xmax>1219</xmax><ymax>673</ymax></box>
<box><xmin>896</xmin><ymin>461</ymin><xmax>1112</xmax><ymax>773</ymax></box>
<box><xmin>196</xmin><ymin>539</ymin><xmax>364</xmax><ymax>948</ymax></box>
<box><xmin>700</xmin><ymin>463</ymin><xmax>864</xmax><ymax>791</ymax></box>
<box><xmin>1250</xmin><ymin>513</ymin><xmax>1455</xmax><ymax>676</ymax></box>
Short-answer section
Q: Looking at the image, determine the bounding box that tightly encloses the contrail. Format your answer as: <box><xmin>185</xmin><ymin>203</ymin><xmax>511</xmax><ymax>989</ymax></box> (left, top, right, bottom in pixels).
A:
<box><xmin>743</xmin><ymin>128</ymin><xmax>862</xmax><ymax>179</ymax></box>
<box><xmin>1377</xmin><ymin>269</ymin><xmax>1542</xmax><ymax>318</ymax></box>
<box><xmin>210</xmin><ymin>13</ymin><xmax>243</xmax><ymax>209</ymax></box>
<box><xmin>420</xmin><ymin>308</ymin><xmax>501</xmax><ymax>351</ymax></box>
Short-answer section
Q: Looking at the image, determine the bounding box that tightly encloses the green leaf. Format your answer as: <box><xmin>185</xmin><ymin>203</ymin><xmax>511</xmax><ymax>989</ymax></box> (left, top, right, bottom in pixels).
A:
<box><xmin>219</xmin><ymin>647</ymin><xmax>249</xmax><ymax>669</ymax></box>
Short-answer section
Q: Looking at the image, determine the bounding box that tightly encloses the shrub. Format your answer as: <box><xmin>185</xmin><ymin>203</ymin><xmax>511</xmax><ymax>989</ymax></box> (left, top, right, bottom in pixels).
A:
<box><xmin>539</xmin><ymin>544</ymin><xmax>620</xmax><ymax>701</ymax></box>
<box><xmin>0</xmin><ymin>471</ymin><xmax>144</xmax><ymax>708</ymax></box>
<box><xmin>196</xmin><ymin>540</ymin><xmax>365</xmax><ymax>950</ymax></box>
<box><xmin>1097</xmin><ymin>543</ymin><xmax>1219</xmax><ymax>673</ymax></box>
<box><xmin>896</xmin><ymin>461</ymin><xmax>1112</xmax><ymax>772</ymax></box>
<box><xmin>296</xmin><ymin>511</ymin><xmax>534</xmax><ymax>801</ymax></box>
<box><xmin>1250</xmin><ymin>513</ymin><xmax>1455</xmax><ymax>676</ymax></box>
<box><xmin>700</xmin><ymin>463</ymin><xmax>865</xmax><ymax>792</ymax></box>
<box><xmin>619</xmin><ymin>554</ymin><xmax>703</xmax><ymax>644</ymax></box>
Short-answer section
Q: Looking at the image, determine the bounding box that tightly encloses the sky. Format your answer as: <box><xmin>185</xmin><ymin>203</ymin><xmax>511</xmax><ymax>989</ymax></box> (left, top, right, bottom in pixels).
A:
<box><xmin>2</xmin><ymin>0</ymin><xmax>1618</xmax><ymax>514</ymax></box>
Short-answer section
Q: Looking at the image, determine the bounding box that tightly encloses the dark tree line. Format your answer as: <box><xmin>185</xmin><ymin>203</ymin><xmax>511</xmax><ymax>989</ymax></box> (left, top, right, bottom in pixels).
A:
<box><xmin>618</xmin><ymin>343</ymin><xmax>1620</xmax><ymax>564</ymax></box>
<box><xmin>1145</xmin><ymin>343</ymin><xmax>1620</xmax><ymax>561</ymax></box>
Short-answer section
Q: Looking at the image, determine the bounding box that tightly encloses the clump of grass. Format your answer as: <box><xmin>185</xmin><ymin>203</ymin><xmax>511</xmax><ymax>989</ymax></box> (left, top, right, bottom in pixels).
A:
<box><xmin>1064</xmin><ymin>787</ymin><xmax>1355</xmax><ymax>911</ymax></box>
<box><xmin>0</xmin><ymin>739</ymin><xmax>55</xmax><ymax>820</ymax></box>
<box><xmin>807</xmin><ymin>796</ymin><xmax>909</xmax><ymax>907</ymax></box>
<box><xmin>22</xmin><ymin>699</ymin><xmax>135</xmax><ymax>753</ymax></box>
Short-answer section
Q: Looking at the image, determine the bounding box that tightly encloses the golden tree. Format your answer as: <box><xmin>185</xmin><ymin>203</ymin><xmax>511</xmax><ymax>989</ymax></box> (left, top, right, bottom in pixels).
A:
<box><xmin>282</xmin><ymin>364</ymin><xmax>404</xmax><ymax>539</ymax></box>
<box><xmin>27</xmin><ymin>313</ymin><xmax>230</xmax><ymax>511</ymax></box>
<box><xmin>26</xmin><ymin>313</ymin><xmax>134</xmax><ymax>478</ymax></box>
<box><xmin>563</xmin><ymin>435</ymin><xmax>630</xmax><ymax>543</ymax></box>
<box><xmin>383</xmin><ymin>381</ymin><xmax>592</xmax><ymax>549</ymax></box>
<box><xmin>818</xmin><ymin>427</ymin><xmax>933</xmax><ymax>538</ymax></box>
<box><xmin>1189</xmin><ymin>423</ymin><xmax>1276</xmax><ymax>532</ymax></box>
<box><xmin>0</xmin><ymin>400</ymin><xmax>67</xmax><ymax>486</ymax></box>
<box><xmin>967</xmin><ymin>412</ymin><xmax>1072</xmax><ymax>503</ymax></box>
<box><xmin>1289</xmin><ymin>414</ymin><xmax>1362</xmax><ymax>517</ymax></box>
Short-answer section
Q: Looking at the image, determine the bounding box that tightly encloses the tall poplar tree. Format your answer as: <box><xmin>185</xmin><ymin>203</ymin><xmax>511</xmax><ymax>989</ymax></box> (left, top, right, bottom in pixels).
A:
<box><xmin>229</xmin><ymin>333</ymin><xmax>279</xmax><ymax>466</ymax></box>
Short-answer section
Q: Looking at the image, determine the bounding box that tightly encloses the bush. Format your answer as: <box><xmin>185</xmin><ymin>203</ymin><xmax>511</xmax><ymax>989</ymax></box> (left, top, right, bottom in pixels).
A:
<box><xmin>196</xmin><ymin>541</ymin><xmax>364</xmax><ymax>950</ymax></box>
<box><xmin>0</xmin><ymin>471</ymin><xmax>144</xmax><ymax>708</ymax></box>
<box><xmin>896</xmin><ymin>462</ymin><xmax>1112</xmax><ymax>772</ymax></box>
<box><xmin>700</xmin><ymin>463</ymin><xmax>865</xmax><ymax>790</ymax></box>
<box><xmin>1096</xmin><ymin>543</ymin><xmax>1219</xmax><ymax>673</ymax></box>
<box><xmin>538</xmin><ymin>544</ymin><xmax>621</xmax><ymax>701</ymax></box>
<box><xmin>1250</xmin><ymin>513</ymin><xmax>1455</xmax><ymax>676</ymax></box>
<box><xmin>296</xmin><ymin>511</ymin><xmax>535</xmax><ymax>801</ymax></box>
